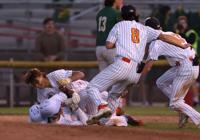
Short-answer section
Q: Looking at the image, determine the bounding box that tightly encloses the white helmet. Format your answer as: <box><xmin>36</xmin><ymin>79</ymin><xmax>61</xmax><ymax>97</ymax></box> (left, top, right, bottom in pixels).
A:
<box><xmin>40</xmin><ymin>98</ymin><xmax>61</xmax><ymax>117</ymax></box>
<box><xmin>29</xmin><ymin>104</ymin><xmax>44</xmax><ymax>122</ymax></box>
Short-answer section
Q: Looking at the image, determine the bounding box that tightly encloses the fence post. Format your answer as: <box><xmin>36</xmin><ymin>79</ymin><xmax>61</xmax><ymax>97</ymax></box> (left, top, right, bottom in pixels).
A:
<box><xmin>9</xmin><ymin>58</ymin><xmax>14</xmax><ymax>108</ymax></box>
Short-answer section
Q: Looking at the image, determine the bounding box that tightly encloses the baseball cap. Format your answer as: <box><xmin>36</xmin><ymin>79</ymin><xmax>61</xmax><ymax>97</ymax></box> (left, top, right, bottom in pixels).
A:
<box><xmin>121</xmin><ymin>5</ymin><xmax>137</xmax><ymax>20</ymax></box>
<box><xmin>145</xmin><ymin>17</ymin><xmax>161</xmax><ymax>30</ymax></box>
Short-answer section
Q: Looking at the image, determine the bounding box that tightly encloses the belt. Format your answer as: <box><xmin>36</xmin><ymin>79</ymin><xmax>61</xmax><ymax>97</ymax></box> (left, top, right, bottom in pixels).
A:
<box><xmin>122</xmin><ymin>57</ymin><xmax>131</xmax><ymax>63</ymax></box>
<box><xmin>175</xmin><ymin>58</ymin><xmax>195</xmax><ymax>66</ymax></box>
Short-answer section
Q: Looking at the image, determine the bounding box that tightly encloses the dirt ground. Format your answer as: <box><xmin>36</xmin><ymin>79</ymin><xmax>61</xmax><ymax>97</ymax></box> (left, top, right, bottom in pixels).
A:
<box><xmin>0</xmin><ymin>115</ymin><xmax>199</xmax><ymax>140</ymax></box>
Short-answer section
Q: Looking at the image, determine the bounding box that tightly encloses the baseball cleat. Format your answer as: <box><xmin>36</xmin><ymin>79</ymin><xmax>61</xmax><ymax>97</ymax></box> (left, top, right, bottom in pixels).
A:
<box><xmin>178</xmin><ymin>112</ymin><xmax>188</xmax><ymax>128</ymax></box>
<box><xmin>87</xmin><ymin>107</ymin><xmax>112</xmax><ymax>125</ymax></box>
<box><xmin>124</xmin><ymin>115</ymin><xmax>144</xmax><ymax>126</ymax></box>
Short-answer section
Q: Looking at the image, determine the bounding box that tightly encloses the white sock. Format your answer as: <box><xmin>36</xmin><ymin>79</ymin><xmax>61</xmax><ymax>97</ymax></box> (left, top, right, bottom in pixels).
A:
<box><xmin>75</xmin><ymin>108</ymin><xmax>88</xmax><ymax>125</ymax></box>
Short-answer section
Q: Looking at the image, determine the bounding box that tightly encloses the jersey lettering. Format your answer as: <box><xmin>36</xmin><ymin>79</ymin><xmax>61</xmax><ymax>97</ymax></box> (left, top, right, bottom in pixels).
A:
<box><xmin>131</xmin><ymin>28</ymin><xmax>139</xmax><ymax>43</ymax></box>
<box><xmin>98</xmin><ymin>16</ymin><xmax>107</xmax><ymax>32</ymax></box>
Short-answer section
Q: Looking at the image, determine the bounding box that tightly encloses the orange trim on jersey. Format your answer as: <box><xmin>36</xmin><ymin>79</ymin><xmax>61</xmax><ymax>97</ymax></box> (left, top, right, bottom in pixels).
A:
<box><xmin>98</xmin><ymin>104</ymin><xmax>108</xmax><ymax>110</ymax></box>
<box><xmin>122</xmin><ymin>57</ymin><xmax>131</xmax><ymax>63</ymax></box>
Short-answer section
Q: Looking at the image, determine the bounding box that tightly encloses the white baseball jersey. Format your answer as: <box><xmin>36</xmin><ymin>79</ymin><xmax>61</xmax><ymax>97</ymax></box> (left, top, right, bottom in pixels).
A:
<box><xmin>70</xmin><ymin>80</ymin><xmax>89</xmax><ymax>93</ymax></box>
<box><xmin>148</xmin><ymin>40</ymin><xmax>195</xmax><ymax>66</ymax></box>
<box><xmin>148</xmin><ymin>40</ymin><xmax>200</xmax><ymax>126</ymax></box>
<box><xmin>37</xmin><ymin>69</ymin><xmax>72</xmax><ymax>103</ymax></box>
<box><xmin>107</xmin><ymin>20</ymin><xmax>161</xmax><ymax>63</ymax></box>
<box><xmin>47</xmin><ymin>69</ymin><xmax>72</xmax><ymax>89</ymax></box>
<box><xmin>87</xmin><ymin>20</ymin><xmax>161</xmax><ymax>108</ymax></box>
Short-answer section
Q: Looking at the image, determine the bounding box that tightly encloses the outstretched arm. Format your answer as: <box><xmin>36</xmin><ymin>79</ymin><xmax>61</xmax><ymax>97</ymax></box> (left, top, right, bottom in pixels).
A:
<box><xmin>58</xmin><ymin>71</ymin><xmax>85</xmax><ymax>86</ymax></box>
<box><xmin>158</xmin><ymin>32</ymin><xmax>190</xmax><ymax>49</ymax></box>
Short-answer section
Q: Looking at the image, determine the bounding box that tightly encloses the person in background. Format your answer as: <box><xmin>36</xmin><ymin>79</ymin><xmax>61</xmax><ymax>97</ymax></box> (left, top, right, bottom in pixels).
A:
<box><xmin>36</xmin><ymin>17</ymin><xmax>65</xmax><ymax>61</ymax></box>
<box><xmin>96</xmin><ymin>0</ymin><xmax>124</xmax><ymax>71</ymax></box>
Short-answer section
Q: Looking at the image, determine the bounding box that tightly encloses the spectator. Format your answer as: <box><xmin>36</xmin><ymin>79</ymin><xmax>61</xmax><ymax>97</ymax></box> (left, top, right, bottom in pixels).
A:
<box><xmin>53</xmin><ymin>6</ymin><xmax>70</xmax><ymax>23</ymax></box>
<box><xmin>36</xmin><ymin>17</ymin><xmax>65</xmax><ymax>61</ymax></box>
<box><xmin>154</xmin><ymin>5</ymin><xmax>171</xmax><ymax>31</ymax></box>
<box><xmin>167</xmin><ymin>5</ymin><xmax>187</xmax><ymax>31</ymax></box>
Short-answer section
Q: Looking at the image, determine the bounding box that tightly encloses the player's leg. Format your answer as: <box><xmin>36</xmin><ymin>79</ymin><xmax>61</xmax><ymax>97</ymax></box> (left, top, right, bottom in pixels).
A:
<box><xmin>156</xmin><ymin>67</ymin><xmax>177</xmax><ymax>98</ymax></box>
<box><xmin>96</xmin><ymin>47</ymin><xmax>110</xmax><ymax>71</ymax></box>
<box><xmin>170</xmin><ymin>68</ymin><xmax>200</xmax><ymax>126</ymax></box>
<box><xmin>87</xmin><ymin>60</ymin><xmax>131</xmax><ymax>106</ymax></box>
<box><xmin>86</xmin><ymin>60</ymin><xmax>136</xmax><ymax>124</ymax></box>
<box><xmin>103</xmin><ymin>48</ymin><xmax>116</xmax><ymax>68</ymax></box>
<box><xmin>107</xmin><ymin>80</ymin><xmax>130</xmax><ymax>112</ymax></box>
<box><xmin>74</xmin><ymin>108</ymin><xmax>88</xmax><ymax>125</ymax></box>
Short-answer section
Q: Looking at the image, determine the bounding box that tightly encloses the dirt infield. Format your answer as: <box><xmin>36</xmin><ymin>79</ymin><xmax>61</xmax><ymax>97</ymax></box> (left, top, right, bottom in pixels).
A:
<box><xmin>0</xmin><ymin>115</ymin><xmax>199</xmax><ymax>140</ymax></box>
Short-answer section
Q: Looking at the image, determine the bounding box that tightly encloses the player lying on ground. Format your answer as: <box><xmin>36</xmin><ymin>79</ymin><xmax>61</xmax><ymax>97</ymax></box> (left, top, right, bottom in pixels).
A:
<box><xmin>85</xmin><ymin>5</ymin><xmax>192</xmax><ymax>125</ymax></box>
<box><xmin>25</xmin><ymin>68</ymin><xmax>142</xmax><ymax>126</ymax></box>
<box><xmin>29</xmin><ymin>92</ymin><xmax>88</xmax><ymax>125</ymax></box>
<box><xmin>29</xmin><ymin>88</ymin><xmax>143</xmax><ymax>126</ymax></box>
<box><xmin>141</xmin><ymin>17</ymin><xmax>200</xmax><ymax>128</ymax></box>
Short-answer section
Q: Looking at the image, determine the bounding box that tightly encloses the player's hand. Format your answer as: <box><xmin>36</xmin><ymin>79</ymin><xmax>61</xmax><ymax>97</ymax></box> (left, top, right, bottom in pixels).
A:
<box><xmin>64</xmin><ymin>92</ymin><xmax>80</xmax><ymax>111</ymax></box>
<box><xmin>182</xmin><ymin>43</ymin><xmax>192</xmax><ymax>49</ymax></box>
<box><xmin>57</xmin><ymin>78</ymin><xmax>71</xmax><ymax>86</ymax></box>
<box><xmin>59</xmin><ymin>85</ymin><xmax>74</xmax><ymax>98</ymax></box>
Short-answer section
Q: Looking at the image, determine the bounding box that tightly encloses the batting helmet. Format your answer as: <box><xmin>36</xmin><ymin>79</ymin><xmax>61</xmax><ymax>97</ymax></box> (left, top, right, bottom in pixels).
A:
<box><xmin>40</xmin><ymin>98</ymin><xmax>61</xmax><ymax>117</ymax></box>
<box><xmin>29</xmin><ymin>104</ymin><xmax>45</xmax><ymax>123</ymax></box>
<box><xmin>121</xmin><ymin>5</ymin><xmax>137</xmax><ymax>21</ymax></box>
<box><xmin>144</xmin><ymin>17</ymin><xmax>161</xmax><ymax>30</ymax></box>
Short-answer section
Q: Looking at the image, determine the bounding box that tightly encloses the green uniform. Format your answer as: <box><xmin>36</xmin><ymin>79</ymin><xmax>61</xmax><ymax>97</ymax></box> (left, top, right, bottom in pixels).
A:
<box><xmin>185</xmin><ymin>29</ymin><xmax>199</xmax><ymax>54</ymax></box>
<box><xmin>96</xmin><ymin>6</ymin><xmax>120</xmax><ymax>46</ymax></box>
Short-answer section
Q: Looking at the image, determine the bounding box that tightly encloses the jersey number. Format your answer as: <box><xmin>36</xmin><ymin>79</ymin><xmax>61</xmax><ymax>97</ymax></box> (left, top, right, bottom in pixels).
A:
<box><xmin>98</xmin><ymin>16</ymin><xmax>107</xmax><ymax>32</ymax></box>
<box><xmin>131</xmin><ymin>28</ymin><xmax>140</xmax><ymax>43</ymax></box>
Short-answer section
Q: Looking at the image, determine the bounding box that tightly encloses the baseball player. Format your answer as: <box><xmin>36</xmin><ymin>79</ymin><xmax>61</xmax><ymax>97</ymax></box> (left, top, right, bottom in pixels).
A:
<box><xmin>23</xmin><ymin>68</ymin><xmax>84</xmax><ymax>103</ymax></box>
<box><xmin>29</xmin><ymin>92</ymin><xmax>88</xmax><ymax>125</ymax></box>
<box><xmin>86</xmin><ymin>5</ymin><xmax>191</xmax><ymax>124</ymax></box>
<box><xmin>96</xmin><ymin>0</ymin><xmax>123</xmax><ymax>71</ymax></box>
<box><xmin>142</xmin><ymin>17</ymin><xmax>200</xmax><ymax>128</ymax></box>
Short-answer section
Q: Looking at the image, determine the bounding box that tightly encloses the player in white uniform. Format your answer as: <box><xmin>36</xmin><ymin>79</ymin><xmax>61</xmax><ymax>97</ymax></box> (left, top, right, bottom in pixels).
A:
<box><xmin>142</xmin><ymin>17</ymin><xmax>200</xmax><ymax>128</ymax></box>
<box><xmin>86</xmin><ymin>5</ymin><xmax>191</xmax><ymax>124</ymax></box>
<box><xmin>29</xmin><ymin>92</ymin><xmax>88</xmax><ymax>125</ymax></box>
<box><xmin>24</xmin><ymin>68</ymin><xmax>88</xmax><ymax>125</ymax></box>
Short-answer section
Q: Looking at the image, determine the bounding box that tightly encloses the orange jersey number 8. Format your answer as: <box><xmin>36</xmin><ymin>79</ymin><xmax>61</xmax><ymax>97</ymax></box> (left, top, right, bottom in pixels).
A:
<box><xmin>131</xmin><ymin>28</ymin><xmax>140</xmax><ymax>43</ymax></box>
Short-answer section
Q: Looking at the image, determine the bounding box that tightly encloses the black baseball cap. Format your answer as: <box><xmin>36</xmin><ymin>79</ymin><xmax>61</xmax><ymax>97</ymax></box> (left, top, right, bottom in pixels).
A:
<box><xmin>121</xmin><ymin>5</ymin><xmax>137</xmax><ymax>21</ymax></box>
<box><xmin>144</xmin><ymin>17</ymin><xmax>161</xmax><ymax>30</ymax></box>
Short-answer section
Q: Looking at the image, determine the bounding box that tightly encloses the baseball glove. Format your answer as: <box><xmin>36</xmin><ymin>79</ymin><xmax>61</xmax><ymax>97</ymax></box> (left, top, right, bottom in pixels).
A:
<box><xmin>137</xmin><ymin>61</ymin><xmax>145</xmax><ymax>73</ymax></box>
<box><xmin>64</xmin><ymin>92</ymin><xmax>80</xmax><ymax>111</ymax></box>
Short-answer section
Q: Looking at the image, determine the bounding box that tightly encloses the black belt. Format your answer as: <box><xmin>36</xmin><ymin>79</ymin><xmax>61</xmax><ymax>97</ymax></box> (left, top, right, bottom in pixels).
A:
<box><xmin>192</xmin><ymin>55</ymin><xmax>200</xmax><ymax>66</ymax></box>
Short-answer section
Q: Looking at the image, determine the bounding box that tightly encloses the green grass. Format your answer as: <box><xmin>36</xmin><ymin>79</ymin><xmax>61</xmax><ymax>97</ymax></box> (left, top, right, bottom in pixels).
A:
<box><xmin>0</xmin><ymin>107</ymin><xmax>28</xmax><ymax>115</ymax></box>
<box><xmin>124</xmin><ymin>106</ymin><xmax>200</xmax><ymax>116</ymax></box>
<box><xmin>0</xmin><ymin>106</ymin><xmax>199</xmax><ymax>116</ymax></box>
<box><xmin>0</xmin><ymin>106</ymin><xmax>200</xmax><ymax>133</ymax></box>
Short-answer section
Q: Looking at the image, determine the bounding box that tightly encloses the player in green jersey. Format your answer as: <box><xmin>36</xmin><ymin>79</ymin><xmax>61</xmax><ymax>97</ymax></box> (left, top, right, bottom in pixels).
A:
<box><xmin>96</xmin><ymin>0</ymin><xmax>123</xmax><ymax>71</ymax></box>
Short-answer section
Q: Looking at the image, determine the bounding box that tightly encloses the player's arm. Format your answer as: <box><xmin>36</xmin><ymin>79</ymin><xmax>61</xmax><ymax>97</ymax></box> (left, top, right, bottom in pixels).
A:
<box><xmin>141</xmin><ymin>60</ymin><xmax>154</xmax><ymax>75</ymax></box>
<box><xmin>158</xmin><ymin>32</ymin><xmax>190</xmax><ymax>49</ymax></box>
<box><xmin>106</xmin><ymin>24</ymin><xmax>118</xmax><ymax>49</ymax></box>
<box><xmin>146</xmin><ymin>27</ymin><xmax>190</xmax><ymax>49</ymax></box>
<box><xmin>57</xmin><ymin>71</ymin><xmax>85</xmax><ymax>86</ymax></box>
<box><xmin>140</xmin><ymin>41</ymin><xmax>159</xmax><ymax>76</ymax></box>
<box><xmin>106</xmin><ymin>41</ymin><xmax>115</xmax><ymax>49</ymax></box>
<box><xmin>70</xmin><ymin>71</ymin><xmax>85</xmax><ymax>81</ymax></box>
